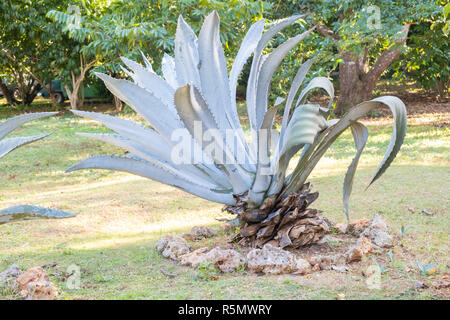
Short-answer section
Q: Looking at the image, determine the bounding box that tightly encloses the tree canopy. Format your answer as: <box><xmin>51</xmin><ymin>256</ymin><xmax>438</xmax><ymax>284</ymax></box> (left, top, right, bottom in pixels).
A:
<box><xmin>1</xmin><ymin>0</ymin><xmax>447</xmax><ymax>109</ymax></box>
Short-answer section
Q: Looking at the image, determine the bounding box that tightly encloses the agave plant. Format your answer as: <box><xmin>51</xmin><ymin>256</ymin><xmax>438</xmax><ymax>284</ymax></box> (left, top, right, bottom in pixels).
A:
<box><xmin>67</xmin><ymin>12</ymin><xmax>406</xmax><ymax>248</ymax></box>
<box><xmin>0</xmin><ymin>112</ymin><xmax>75</xmax><ymax>224</ymax></box>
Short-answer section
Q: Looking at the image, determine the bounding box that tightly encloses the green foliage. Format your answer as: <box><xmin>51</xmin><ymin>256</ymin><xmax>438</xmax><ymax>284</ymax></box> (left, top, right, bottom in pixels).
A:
<box><xmin>48</xmin><ymin>0</ymin><xmax>267</xmax><ymax>77</ymax></box>
<box><xmin>2</xmin><ymin>0</ymin><xmax>446</xmax><ymax>108</ymax></box>
<box><xmin>391</xmin><ymin>3</ymin><xmax>449</xmax><ymax>97</ymax></box>
<box><xmin>443</xmin><ymin>3</ymin><xmax>450</xmax><ymax>34</ymax></box>
<box><xmin>196</xmin><ymin>261</ymin><xmax>218</xmax><ymax>281</ymax></box>
<box><xmin>0</xmin><ymin>0</ymin><xmax>75</xmax><ymax>105</ymax></box>
<box><xmin>265</xmin><ymin>0</ymin><xmax>444</xmax><ymax>98</ymax></box>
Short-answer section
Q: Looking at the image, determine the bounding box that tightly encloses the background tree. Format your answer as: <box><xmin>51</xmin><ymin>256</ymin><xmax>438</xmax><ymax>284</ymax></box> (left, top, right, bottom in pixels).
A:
<box><xmin>47</xmin><ymin>1</ymin><xmax>103</xmax><ymax>110</ymax></box>
<box><xmin>0</xmin><ymin>0</ymin><xmax>73</xmax><ymax>107</ymax></box>
<box><xmin>391</xmin><ymin>4</ymin><xmax>449</xmax><ymax>100</ymax></box>
<box><xmin>267</xmin><ymin>0</ymin><xmax>443</xmax><ymax>114</ymax></box>
<box><xmin>49</xmin><ymin>0</ymin><xmax>267</xmax><ymax>110</ymax></box>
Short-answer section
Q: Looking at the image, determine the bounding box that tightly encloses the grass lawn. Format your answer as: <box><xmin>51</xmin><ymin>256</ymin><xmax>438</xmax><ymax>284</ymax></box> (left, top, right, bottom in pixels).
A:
<box><xmin>0</xmin><ymin>106</ymin><xmax>449</xmax><ymax>300</ymax></box>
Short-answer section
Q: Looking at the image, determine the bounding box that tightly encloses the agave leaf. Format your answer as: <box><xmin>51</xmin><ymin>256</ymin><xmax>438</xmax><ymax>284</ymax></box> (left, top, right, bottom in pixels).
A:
<box><xmin>77</xmin><ymin>132</ymin><xmax>161</xmax><ymax>162</ymax></box>
<box><xmin>343</xmin><ymin>121</ymin><xmax>368</xmax><ymax>220</ymax></box>
<box><xmin>0</xmin><ymin>205</ymin><xmax>75</xmax><ymax>225</ymax></box>
<box><xmin>71</xmin><ymin>110</ymin><xmax>173</xmax><ymax>160</ymax></box>
<box><xmin>0</xmin><ymin>112</ymin><xmax>58</xmax><ymax>140</ymax></box>
<box><xmin>139</xmin><ymin>50</ymin><xmax>154</xmax><ymax>72</ymax></box>
<box><xmin>295</xmin><ymin>76</ymin><xmax>334</xmax><ymax>111</ymax></box>
<box><xmin>161</xmin><ymin>53</ymin><xmax>178</xmax><ymax>89</ymax></box>
<box><xmin>279</xmin><ymin>58</ymin><xmax>315</xmax><ymax>147</ymax></box>
<box><xmin>229</xmin><ymin>19</ymin><xmax>265</xmax><ymax>109</ymax></box>
<box><xmin>280</xmin><ymin>104</ymin><xmax>327</xmax><ymax>155</ymax></box>
<box><xmin>174</xmin><ymin>15</ymin><xmax>201</xmax><ymax>88</ymax></box>
<box><xmin>284</xmin><ymin>96</ymin><xmax>407</xmax><ymax>201</ymax></box>
<box><xmin>66</xmin><ymin>155</ymin><xmax>235</xmax><ymax>205</ymax></box>
<box><xmin>95</xmin><ymin>72</ymin><xmax>183</xmax><ymax>139</ymax></box>
<box><xmin>268</xmin><ymin>104</ymin><xmax>327</xmax><ymax>197</ymax></box>
<box><xmin>274</xmin><ymin>97</ymin><xmax>285</xmax><ymax>107</ymax></box>
<box><xmin>77</xmin><ymin>132</ymin><xmax>222</xmax><ymax>189</ymax></box>
<box><xmin>0</xmin><ymin>133</ymin><xmax>52</xmax><ymax>159</ymax></box>
<box><xmin>254</xmin><ymin>28</ymin><xmax>314</xmax><ymax>129</ymax></box>
<box><xmin>248</xmin><ymin>106</ymin><xmax>279</xmax><ymax>206</ymax></box>
<box><xmin>198</xmin><ymin>11</ymin><xmax>252</xmax><ymax>167</ymax></box>
<box><xmin>198</xmin><ymin>11</ymin><xmax>234</xmax><ymax>131</ymax></box>
<box><xmin>71</xmin><ymin>110</ymin><xmax>231</xmax><ymax>189</ymax></box>
<box><xmin>246</xmin><ymin>15</ymin><xmax>305</xmax><ymax>131</ymax></box>
<box><xmin>120</xmin><ymin>56</ymin><xmax>176</xmax><ymax>114</ymax></box>
<box><xmin>258</xmin><ymin>15</ymin><xmax>307</xmax><ymax>50</ymax></box>
<box><xmin>174</xmin><ymin>84</ymin><xmax>252</xmax><ymax>193</ymax></box>
<box><xmin>368</xmin><ymin>96</ymin><xmax>407</xmax><ymax>186</ymax></box>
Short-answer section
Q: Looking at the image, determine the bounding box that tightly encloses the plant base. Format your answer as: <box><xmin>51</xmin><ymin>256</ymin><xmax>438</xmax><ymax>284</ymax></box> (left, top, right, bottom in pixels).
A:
<box><xmin>224</xmin><ymin>183</ymin><xmax>331</xmax><ymax>249</ymax></box>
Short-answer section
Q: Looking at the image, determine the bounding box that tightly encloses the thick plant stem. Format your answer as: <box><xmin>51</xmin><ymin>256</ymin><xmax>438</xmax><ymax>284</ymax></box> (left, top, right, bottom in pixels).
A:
<box><xmin>225</xmin><ymin>183</ymin><xmax>330</xmax><ymax>248</ymax></box>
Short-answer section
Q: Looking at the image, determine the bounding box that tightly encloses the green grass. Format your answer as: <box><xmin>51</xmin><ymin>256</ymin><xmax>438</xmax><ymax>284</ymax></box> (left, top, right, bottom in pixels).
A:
<box><xmin>0</xmin><ymin>109</ymin><xmax>449</xmax><ymax>300</ymax></box>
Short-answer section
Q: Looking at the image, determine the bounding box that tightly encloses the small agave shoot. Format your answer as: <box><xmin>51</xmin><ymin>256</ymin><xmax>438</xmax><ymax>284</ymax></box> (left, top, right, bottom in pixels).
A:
<box><xmin>0</xmin><ymin>113</ymin><xmax>75</xmax><ymax>224</ymax></box>
<box><xmin>68</xmin><ymin>12</ymin><xmax>406</xmax><ymax>248</ymax></box>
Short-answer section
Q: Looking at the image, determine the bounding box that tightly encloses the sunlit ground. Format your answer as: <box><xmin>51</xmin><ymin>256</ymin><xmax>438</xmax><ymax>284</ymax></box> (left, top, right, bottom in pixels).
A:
<box><xmin>0</xmin><ymin>108</ymin><xmax>448</xmax><ymax>299</ymax></box>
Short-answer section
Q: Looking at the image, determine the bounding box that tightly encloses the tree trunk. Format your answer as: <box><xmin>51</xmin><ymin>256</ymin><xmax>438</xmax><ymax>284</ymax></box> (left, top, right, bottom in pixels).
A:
<box><xmin>113</xmin><ymin>96</ymin><xmax>123</xmax><ymax>112</ymax></box>
<box><xmin>65</xmin><ymin>84</ymin><xmax>78</xmax><ymax>110</ymax></box>
<box><xmin>78</xmin><ymin>84</ymin><xmax>85</xmax><ymax>108</ymax></box>
<box><xmin>22</xmin><ymin>82</ymin><xmax>42</xmax><ymax>106</ymax></box>
<box><xmin>10</xmin><ymin>72</ymin><xmax>41</xmax><ymax>106</ymax></box>
<box><xmin>65</xmin><ymin>55</ymin><xmax>96</xmax><ymax>110</ymax></box>
<box><xmin>0</xmin><ymin>80</ymin><xmax>17</xmax><ymax>105</ymax></box>
<box><xmin>315</xmin><ymin>23</ymin><xmax>411</xmax><ymax>115</ymax></box>
<box><xmin>335</xmin><ymin>52</ymin><xmax>374</xmax><ymax>114</ymax></box>
<box><xmin>47</xmin><ymin>81</ymin><xmax>58</xmax><ymax>108</ymax></box>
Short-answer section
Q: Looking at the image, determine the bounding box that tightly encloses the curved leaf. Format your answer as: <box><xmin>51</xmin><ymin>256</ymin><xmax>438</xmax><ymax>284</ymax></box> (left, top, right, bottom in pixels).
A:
<box><xmin>248</xmin><ymin>106</ymin><xmax>279</xmax><ymax>206</ymax></box>
<box><xmin>295</xmin><ymin>76</ymin><xmax>334</xmax><ymax>111</ymax></box>
<box><xmin>0</xmin><ymin>205</ymin><xmax>75</xmax><ymax>225</ymax></box>
<box><xmin>95</xmin><ymin>72</ymin><xmax>183</xmax><ymax>140</ymax></box>
<box><xmin>279</xmin><ymin>58</ymin><xmax>315</xmax><ymax>147</ymax></box>
<box><xmin>246</xmin><ymin>15</ymin><xmax>305</xmax><ymax>131</ymax></box>
<box><xmin>71</xmin><ymin>111</ymin><xmax>231</xmax><ymax>189</ymax></box>
<box><xmin>197</xmin><ymin>11</ymin><xmax>252</xmax><ymax>167</ymax></box>
<box><xmin>284</xmin><ymin>96</ymin><xmax>407</xmax><ymax>201</ymax></box>
<box><xmin>198</xmin><ymin>11</ymin><xmax>234</xmax><ymax>131</ymax></box>
<box><xmin>66</xmin><ymin>155</ymin><xmax>235</xmax><ymax>205</ymax></box>
<box><xmin>77</xmin><ymin>132</ymin><xmax>222</xmax><ymax>189</ymax></box>
<box><xmin>229</xmin><ymin>19</ymin><xmax>265</xmax><ymax>109</ymax></box>
<box><xmin>120</xmin><ymin>56</ymin><xmax>177</xmax><ymax>115</ymax></box>
<box><xmin>71</xmin><ymin>110</ymin><xmax>173</xmax><ymax>160</ymax></box>
<box><xmin>139</xmin><ymin>50</ymin><xmax>154</xmax><ymax>72</ymax></box>
<box><xmin>174</xmin><ymin>84</ymin><xmax>253</xmax><ymax>193</ymax></box>
<box><xmin>0</xmin><ymin>112</ymin><xmax>57</xmax><ymax>140</ymax></box>
<box><xmin>254</xmin><ymin>28</ymin><xmax>314</xmax><ymax>129</ymax></box>
<box><xmin>343</xmin><ymin>121</ymin><xmax>368</xmax><ymax>220</ymax></box>
<box><xmin>174</xmin><ymin>15</ymin><xmax>201</xmax><ymax>88</ymax></box>
<box><xmin>268</xmin><ymin>104</ymin><xmax>327</xmax><ymax>197</ymax></box>
<box><xmin>0</xmin><ymin>133</ymin><xmax>52</xmax><ymax>159</ymax></box>
<box><xmin>368</xmin><ymin>96</ymin><xmax>407</xmax><ymax>186</ymax></box>
<box><xmin>161</xmin><ymin>53</ymin><xmax>178</xmax><ymax>88</ymax></box>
